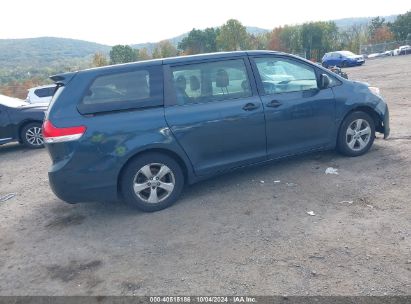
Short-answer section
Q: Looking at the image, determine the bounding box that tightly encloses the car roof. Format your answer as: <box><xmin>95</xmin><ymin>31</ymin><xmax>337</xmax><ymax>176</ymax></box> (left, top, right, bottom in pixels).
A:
<box><xmin>51</xmin><ymin>50</ymin><xmax>312</xmax><ymax>83</ymax></box>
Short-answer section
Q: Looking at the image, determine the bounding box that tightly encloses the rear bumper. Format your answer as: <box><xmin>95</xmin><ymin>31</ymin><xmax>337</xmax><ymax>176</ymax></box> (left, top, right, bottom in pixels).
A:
<box><xmin>48</xmin><ymin>169</ymin><xmax>118</xmax><ymax>204</ymax></box>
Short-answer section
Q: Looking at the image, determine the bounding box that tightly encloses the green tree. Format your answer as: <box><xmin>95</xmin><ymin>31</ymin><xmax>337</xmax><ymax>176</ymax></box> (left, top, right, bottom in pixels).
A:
<box><xmin>216</xmin><ymin>19</ymin><xmax>250</xmax><ymax>51</ymax></box>
<box><xmin>368</xmin><ymin>17</ymin><xmax>385</xmax><ymax>38</ymax></box>
<box><xmin>388</xmin><ymin>11</ymin><xmax>411</xmax><ymax>40</ymax></box>
<box><xmin>301</xmin><ymin>21</ymin><xmax>339</xmax><ymax>61</ymax></box>
<box><xmin>152</xmin><ymin>40</ymin><xmax>178</xmax><ymax>58</ymax></box>
<box><xmin>203</xmin><ymin>27</ymin><xmax>220</xmax><ymax>52</ymax></box>
<box><xmin>138</xmin><ymin>48</ymin><xmax>151</xmax><ymax>60</ymax></box>
<box><xmin>152</xmin><ymin>47</ymin><xmax>161</xmax><ymax>59</ymax></box>
<box><xmin>178</xmin><ymin>28</ymin><xmax>219</xmax><ymax>54</ymax></box>
<box><xmin>279</xmin><ymin>25</ymin><xmax>302</xmax><ymax>54</ymax></box>
<box><xmin>91</xmin><ymin>52</ymin><xmax>108</xmax><ymax>67</ymax></box>
<box><xmin>339</xmin><ymin>24</ymin><xmax>369</xmax><ymax>54</ymax></box>
<box><xmin>109</xmin><ymin>45</ymin><xmax>138</xmax><ymax>64</ymax></box>
<box><xmin>248</xmin><ymin>33</ymin><xmax>269</xmax><ymax>50</ymax></box>
<box><xmin>267</xmin><ymin>27</ymin><xmax>287</xmax><ymax>51</ymax></box>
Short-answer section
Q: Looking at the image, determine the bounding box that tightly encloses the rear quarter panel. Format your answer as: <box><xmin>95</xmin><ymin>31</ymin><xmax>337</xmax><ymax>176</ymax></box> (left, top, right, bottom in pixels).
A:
<box><xmin>47</xmin><ymin>107</ymin><xmax>195</xmax><ymax>195</ymax></box>
<box><xmin>47</xmin><ymin>65</ymin><xmax>195</xmax><ymax>194</ymax></box>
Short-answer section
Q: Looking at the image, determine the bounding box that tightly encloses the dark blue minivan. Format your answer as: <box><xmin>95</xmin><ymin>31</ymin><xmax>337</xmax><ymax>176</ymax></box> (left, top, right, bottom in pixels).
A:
<box><xmin>43</xmin><ymin>51</ymin><xmax>389</xmax><ymax>212</ymax></box>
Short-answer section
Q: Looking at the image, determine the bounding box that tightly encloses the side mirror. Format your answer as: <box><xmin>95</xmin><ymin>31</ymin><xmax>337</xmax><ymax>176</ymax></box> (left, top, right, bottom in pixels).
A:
<box><xmin>320</xmin><ymin>74</ymin><xmax>330</xmax><ymax>89</ymax></box>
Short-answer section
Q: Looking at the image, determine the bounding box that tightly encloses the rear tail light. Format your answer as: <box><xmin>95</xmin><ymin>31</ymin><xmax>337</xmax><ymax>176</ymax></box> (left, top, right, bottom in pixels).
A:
<box><xmin>42</xmin><ymin>120</ymin><xmax>86</xmax><ymax>143</ymax></box>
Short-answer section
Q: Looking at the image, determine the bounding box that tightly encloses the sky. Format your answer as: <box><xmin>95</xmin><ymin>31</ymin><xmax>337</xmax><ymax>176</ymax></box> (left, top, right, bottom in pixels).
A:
<box><xmin>1</xmin><ymin>0</ymin><xmax>410</xmax><ymax>45</ymax></box>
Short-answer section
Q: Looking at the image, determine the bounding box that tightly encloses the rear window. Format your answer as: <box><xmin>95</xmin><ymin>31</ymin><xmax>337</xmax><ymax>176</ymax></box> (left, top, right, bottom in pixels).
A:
<box><xmin>77</xmin><ymin>66</ymin><xmax>163</xmax><ymax>114</ymax></box>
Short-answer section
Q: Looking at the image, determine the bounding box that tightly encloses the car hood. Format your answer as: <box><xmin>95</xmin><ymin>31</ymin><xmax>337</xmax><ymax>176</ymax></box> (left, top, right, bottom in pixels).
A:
<box><xmin>351</xmin><ymin>80</ymin><xmax>370</xmax><ymax>87</ymax></box>
<box><xmin>347</xmin><ymin>55</ymin><xmax>363</xmax><ymax>60</ymax></box>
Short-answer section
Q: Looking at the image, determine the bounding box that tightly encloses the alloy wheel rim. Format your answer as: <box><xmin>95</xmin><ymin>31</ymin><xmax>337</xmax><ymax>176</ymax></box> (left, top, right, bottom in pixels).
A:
<box><xmin>133</xmin><ymin>163</ymin><xmax>175</xmax><ymax>204</ymax></box>
<box><xmin>346</xmin><ymin>119</ymin><xmax>371</xmax><ymax>151</ymax></box>
<box><xmin>26</xmin><ymin>127</ymin><xmax>44</xmax><ymax>146</ymax></box>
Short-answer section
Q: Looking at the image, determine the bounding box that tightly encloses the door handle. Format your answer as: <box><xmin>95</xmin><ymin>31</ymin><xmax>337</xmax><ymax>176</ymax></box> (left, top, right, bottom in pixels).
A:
<box><xmin>266</xmin><ymin>100</ymin><xmax>282</xmax><ymax>108</ymax></box>
<box><xmin>242</xmin><ymin>103</ymin><xmax>259</xmax><ymax>111</ymax></box>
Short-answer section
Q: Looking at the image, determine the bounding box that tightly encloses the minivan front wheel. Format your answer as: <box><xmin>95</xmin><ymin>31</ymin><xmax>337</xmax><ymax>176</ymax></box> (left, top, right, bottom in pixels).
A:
<box><xmin>121</xmin><ymin>153</ymin><xmax>184</xmax><ymax>212</ymax></box>
<box><xmin>337</xmin><ymin>111</ymin><xmax>375</xmax><ymax>157</ymax></box>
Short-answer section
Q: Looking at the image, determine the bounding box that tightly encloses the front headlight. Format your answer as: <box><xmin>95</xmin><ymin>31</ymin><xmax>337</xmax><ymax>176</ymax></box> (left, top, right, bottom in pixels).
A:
<box><xmin>369</xmin><ymin>86</ymin><xmax>381</xmax><ymax>97</ymax></box>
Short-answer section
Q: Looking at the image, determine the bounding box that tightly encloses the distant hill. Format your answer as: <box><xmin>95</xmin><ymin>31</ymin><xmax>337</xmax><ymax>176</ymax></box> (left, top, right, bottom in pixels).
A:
<box><xmin>246</xmin><ymin>26</ymin><xmax>270</xmax><ymax>35</ymax></box>
<box><xmin>0</xmin><ymin>37</ymin><xmax>110</xmax><ymax>69</ymax></box>
<box><xmin>332</xmin><ymin>15</ymin><xmax>398</xmax><ymax>29</ymax></box>
<box><xmin>0</xmin><ymin>37</ymin><xmax>111</xmax><ymax>85</ymax></box>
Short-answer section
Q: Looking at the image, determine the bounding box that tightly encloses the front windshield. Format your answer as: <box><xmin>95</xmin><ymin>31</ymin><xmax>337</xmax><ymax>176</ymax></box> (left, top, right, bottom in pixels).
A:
<box><xmin>339</xmin><ymin>51</ymin><xmax>356</xmax><ymax>57</ymax></box>
<box><xmin>0</xmin><ymin>95</ymin><xmax>27</xmax><ymax>107</ymax></box>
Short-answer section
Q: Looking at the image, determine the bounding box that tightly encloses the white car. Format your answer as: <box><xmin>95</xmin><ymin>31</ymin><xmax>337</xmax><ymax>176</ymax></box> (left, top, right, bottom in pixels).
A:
<box><xmin>26</xmin><ymin>84</ymin><xmax>56</xmax><ymax>104</ymax></box>
<box><xmin>367</xmin><ymin>53</ymin><xmax>383</xmax><ymax>59</ymax></box>
<box><xmin>399</xmin><ymin>45</ymin><xmax>411</xmax><ymax>55</ymax></box>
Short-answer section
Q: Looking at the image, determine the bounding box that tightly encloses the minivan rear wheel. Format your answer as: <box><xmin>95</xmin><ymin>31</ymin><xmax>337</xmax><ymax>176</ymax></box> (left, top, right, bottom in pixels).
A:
<box><xmin>120</xmin><ymin>153</ymin><xmax>184</xmax><ymax>212</ymax></box>
<box><xmin>337</xmin><ymin>111</ymin><xmax>375</xmax><ymax>157</ymax></box>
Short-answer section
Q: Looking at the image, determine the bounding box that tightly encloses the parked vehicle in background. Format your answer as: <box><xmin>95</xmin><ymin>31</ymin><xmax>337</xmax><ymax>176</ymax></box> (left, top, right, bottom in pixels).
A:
<box><xmin>367</xmin><ymin>53</ymin><xmax>384</xmax><ymax>59</ymax></box>
<box><xmin>382</xmin><ymin>50</ymin><xmax>394</xmax><ymax>56</ymax></box>
<box><xmin>398</xmin><ymin>45</ymin><xmax>411</xmax><ymax>55</ymax></box>
<box><xmin>43</xmin><ymin>51</ymin><xmax>390</xmax><ymax>212</ymax></box>
<box><xmin>0</xmin><ymin>94</ymin><xmax>47</xmax><ymax>148</ymax></box>
<box><xmin>322</xmin><ymin>51</ymin><xmax>365</xmax><ymax>68</ymax></box>
<box><xmin>328</xmin><ymin>66</ymin><xmax>348</xmax><ymax>79</ymax></box>
<box><xmin>26</xmin><ymin>84</ymin><xmax>56</xmax><ymax>104</ymax></box>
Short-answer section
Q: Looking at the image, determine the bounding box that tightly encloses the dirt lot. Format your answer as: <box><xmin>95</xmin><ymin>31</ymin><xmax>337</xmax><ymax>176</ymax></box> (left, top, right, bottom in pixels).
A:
<box><xmin>0</xmin><ymin>55</ymin><xmax>410</xmax><ymax>296</ymax></box>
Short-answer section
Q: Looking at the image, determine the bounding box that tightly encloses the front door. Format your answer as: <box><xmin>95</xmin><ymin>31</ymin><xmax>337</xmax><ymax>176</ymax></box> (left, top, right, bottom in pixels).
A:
<box><xmin>164</xmin><ymin>58</ymin><xmax>266</xmax><ymax>176</ymax></box>
<box><xmin>250</xmin><ymin>55</ymin><xmax>336</xmax><ymax>158</ymax></box>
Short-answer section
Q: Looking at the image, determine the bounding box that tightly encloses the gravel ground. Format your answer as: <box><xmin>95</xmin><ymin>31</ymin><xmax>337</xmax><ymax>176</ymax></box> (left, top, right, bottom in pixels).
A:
<box><xmin>0</xmin><ymin>55</ymin><xmax>410</xmax><ymax>296</ymax></box>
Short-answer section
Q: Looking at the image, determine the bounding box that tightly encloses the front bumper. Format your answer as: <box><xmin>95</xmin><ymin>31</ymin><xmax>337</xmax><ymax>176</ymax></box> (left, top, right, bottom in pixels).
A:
<box><xmin>383</xmin><ymin>105</ymin><xmax>390</xmax><ymax>139</ymax></box>
<box><xmin>349</xmin><ymin>60</ymin><xmax>364</xmax><ymax>66</ymax></box>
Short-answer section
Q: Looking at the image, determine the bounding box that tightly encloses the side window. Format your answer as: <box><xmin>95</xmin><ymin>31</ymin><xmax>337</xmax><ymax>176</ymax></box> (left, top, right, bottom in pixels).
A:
<box><xmin>78</xmin><ymin>67</ymin><xmax>163</xmax><ymax>114</ymax></box>
<box><xmin>254</xmin><ymin>57</ymin><xmax>318</xmax><ymax>94</ymax></box>
<box><xmin>83</xmin><ymin>70</ymin><xmax>150</xmax><ymax>104</ymax></box>
<box><xmin>35</xmin><ymin>87</ymin><xmax>55</xmax><ymax>98</ymax></box>
<box><xmin>170</xmin><ymin>59</ymin><xmax>251</xmax><ymax>105</ymax></box>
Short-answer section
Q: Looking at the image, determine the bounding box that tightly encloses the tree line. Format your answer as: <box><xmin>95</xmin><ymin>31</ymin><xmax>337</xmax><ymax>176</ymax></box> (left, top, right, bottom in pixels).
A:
<box><xmin>1</xmin><ymin>11</ymin><xmax>409</xmax><ymax>98</ymax></box>
<box><xmin>94</xmin><ymin>10</ymin><xmax>410</xmax><ymax>67</ymax></box>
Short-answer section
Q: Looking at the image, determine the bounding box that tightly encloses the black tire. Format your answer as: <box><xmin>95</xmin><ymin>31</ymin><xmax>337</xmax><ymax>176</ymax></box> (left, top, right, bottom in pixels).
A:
<box><xmin>120</xmin><ymin>153</ymin><xmax>184</xmax><ymax>212</ymax></box>
<box><xmin>20</xmin><ymin>122</ymin><xmax>44</xmax><ymax>149</ymax></box>
<box><xmin>340</xmin><ymin>61</ymin><xmax>347</xmax><ymax>68</ymax></box>
<box><xmin>337</xmin><ymin>111</ymin><xmax>375</xmax><ymax>157</ymax></box>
